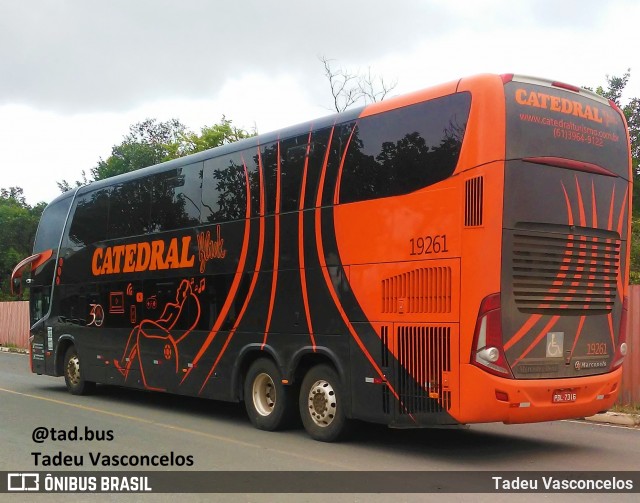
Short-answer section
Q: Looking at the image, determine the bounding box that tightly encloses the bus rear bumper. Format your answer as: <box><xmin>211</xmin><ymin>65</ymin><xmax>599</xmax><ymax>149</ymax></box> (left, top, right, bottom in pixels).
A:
<box><xmin>456</xmin><ymin>364</ymin><xmax>622</xmax><ymax>424</ymax></box>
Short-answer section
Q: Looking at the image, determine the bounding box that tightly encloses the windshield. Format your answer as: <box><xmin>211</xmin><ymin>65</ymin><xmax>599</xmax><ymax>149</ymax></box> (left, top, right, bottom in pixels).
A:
<box><xmin>34</xmin><ymin>194</ymin><xmax>73</xmax><ymax>254</ymax></box>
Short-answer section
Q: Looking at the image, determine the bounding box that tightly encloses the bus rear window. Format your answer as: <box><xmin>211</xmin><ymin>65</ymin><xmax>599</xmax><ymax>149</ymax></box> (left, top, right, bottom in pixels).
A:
<box><xmin>505</xmin><ymin>82</ymin><xmax>628</xmax><ymax>179</ymax></box>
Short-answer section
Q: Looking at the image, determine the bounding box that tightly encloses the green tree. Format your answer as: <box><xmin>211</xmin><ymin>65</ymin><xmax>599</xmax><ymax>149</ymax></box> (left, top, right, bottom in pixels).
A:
<box><xmin>592</xmin><ymin>70</ymin><xmax>640</xmax><ymax>283</ymax></box>
<box><xmin>91</xmin><ymin>118</ymin><xmax>188</xmax><ymax>182</ymax></box>
<box><xmin>593</xmin><ymin>71</ymin><xmax>639</xmax><ymax>192</ymax></box>
<box><xmin>167</xmin><ymin>116</ymin><xmax>254</xmax><ymax>158</ymax></box>
<box><xmin>0</xmin><ymin>187</ymin><xmax>45</xmax><ymax>300</ymax></box>
<box><xmin>58</xmin><ymin>117</ymin><xmax>255</xmax><ymax>189</ymax></box>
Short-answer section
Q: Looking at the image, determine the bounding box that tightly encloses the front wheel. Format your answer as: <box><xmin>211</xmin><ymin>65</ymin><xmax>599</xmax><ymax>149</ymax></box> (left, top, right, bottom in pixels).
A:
<box><xmin>244</xmin><ymin>358</ymin><xmax>297</xmax><ymax>431</ymax></box>
<box><xmin>63</xmin><ymin>347</ymin><xmax>95</xmax><ymax>395</ymax></box>
<box><xmin>299</xmin><ymin>364</ymin><xmax>350</xmax><ymax>442</ymax></box>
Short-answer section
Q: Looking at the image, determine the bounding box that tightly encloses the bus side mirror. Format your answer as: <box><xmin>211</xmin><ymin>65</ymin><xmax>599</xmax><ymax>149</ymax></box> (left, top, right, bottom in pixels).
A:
<box><xmin>11</xmin><ymin>253</ymin><xmax>43</xmax><ymax>297</ymax></box>
<box><xmin>11</xmin><ymin>251</ymin><xmax>53</xmax><ymax>297</ymax></box>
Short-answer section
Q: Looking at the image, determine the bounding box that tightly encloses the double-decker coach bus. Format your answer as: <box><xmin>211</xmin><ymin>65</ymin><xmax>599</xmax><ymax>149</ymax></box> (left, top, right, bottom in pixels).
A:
<box><xmin>12</xmin><ymin>74</ymin><xmax>631</xmax><ymax>442</ymax></box>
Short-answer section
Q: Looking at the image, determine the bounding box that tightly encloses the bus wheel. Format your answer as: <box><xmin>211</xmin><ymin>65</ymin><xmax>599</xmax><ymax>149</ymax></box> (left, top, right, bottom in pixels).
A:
<box><xmin>63</xmin><ymin>347</ymin><xmax>95</xmax><ymax>395</ymax></box>
<box><xmin>299</xmin><ymin>364</ymin><xmax>350</xmax><ymax>442</ymax></box>
<box><xmin>244</xmin><ymin>358</ymin><xmax>296</xmax><ymax>431</ymax></box>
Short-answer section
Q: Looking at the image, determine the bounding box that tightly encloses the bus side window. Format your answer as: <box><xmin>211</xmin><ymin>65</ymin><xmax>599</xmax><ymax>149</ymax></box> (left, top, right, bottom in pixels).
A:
<box><xmin>339</xmin><ymin>92</ymin><xmax>471</xmax><ymax>204</ymax></box>
<box><xmin>174</xmin><ymin>163</ymin><xmax>203</xmax><ymax>226</ymax></box>
<box><xmin>244</xmin><ymin>148</ymin><xmax>261</xmax><ymax>219</ymax></box>
<box><xmin>260</xmin><ymin>141</ymin><xmax>279</xmax><ymax>215</ymax></box>
<box><xmin>201</xmin><ymin>153</ymin><xmax>248</xmax><ymax>224</ymax></box>
<box><xmin>321</xmin><ymin>122</ymin><xmax>356</xmax><ymax>207</ymax></box>
<box><xmin>67</xmin><ymin>189</ymin><xmax>109</xmax><ymax>250</ymax></box>
<box><xmin>280</xmin><ymin>136</ymin><xmax>307</xmax><ymax>213</ymax></box>
<box><xmin>149</xmin><ymin>164</ymin><xmax>203</xmax><ymax>232</ymax></box>
<box><xmin>150</xmin><ymin>170</ymin><xmax>179</xmax><ymax>232</ymax></box>
<box><xmin>303</xmin><ymin>127</ymin><xmax>332</xmax><ymax>209</ymax></box>
<box><xmin>109</xmin><ymin>179</ymin><xmax>152</xmax><ymax>239</ymax></box>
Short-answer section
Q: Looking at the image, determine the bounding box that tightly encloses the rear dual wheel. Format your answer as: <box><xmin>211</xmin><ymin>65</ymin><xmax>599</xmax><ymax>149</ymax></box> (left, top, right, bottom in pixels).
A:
<box><xmin>299</xmin><ymin>364</ymin><xmax>350</xmax><ymax>442</ymax></box>
<box><xmin>244</xmin><ymin>359</ymin><xmax>350</xmax><ymax>441</ymax></box>
<box><xmin>244</xmin><ymin>358</ymin><xmax>297</xmax><ymax>431</ymax></box>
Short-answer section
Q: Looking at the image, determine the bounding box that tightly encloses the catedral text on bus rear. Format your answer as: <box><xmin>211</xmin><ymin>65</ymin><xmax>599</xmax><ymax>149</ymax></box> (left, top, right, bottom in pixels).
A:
<box><xmin>515</xmin><ymin>88</ymin><xmax>603</xmax><ymax>123</ymax></box>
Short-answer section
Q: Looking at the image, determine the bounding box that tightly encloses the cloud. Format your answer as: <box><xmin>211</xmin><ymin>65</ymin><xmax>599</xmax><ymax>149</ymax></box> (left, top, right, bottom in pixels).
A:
<box><xmin>0</xmin><ymin>0</ymin><xmax>447</xmax><ymax>113</ymax></box>
<box><xmin>2</xmin><ymin>0</ymin><xmax>639</xmax><ymax>206</ymax></box>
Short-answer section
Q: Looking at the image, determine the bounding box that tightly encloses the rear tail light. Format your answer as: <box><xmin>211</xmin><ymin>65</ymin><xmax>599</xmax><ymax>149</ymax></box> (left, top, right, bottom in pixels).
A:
<box><xmin>612</xmin><ymin>296</ymin><xmax>629</xmax><ymax>370</ymax></box>
<box><xmin>471</xmin><ymin>293</ymin><xmax>513</xmax><ymax>378</ymax></box>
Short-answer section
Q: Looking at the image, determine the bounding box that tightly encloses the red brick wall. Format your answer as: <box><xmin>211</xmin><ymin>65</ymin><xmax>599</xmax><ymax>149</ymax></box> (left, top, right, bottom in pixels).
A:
<box><xmin>0</xmin><ymin>301</ymin><xmax>29</xmax><ymax>349</ymax></box>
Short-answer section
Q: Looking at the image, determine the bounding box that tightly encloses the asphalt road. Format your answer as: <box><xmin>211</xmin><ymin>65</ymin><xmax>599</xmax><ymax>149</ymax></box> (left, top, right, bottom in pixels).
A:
<box><xmin>1</xmin><ymin>350</ymin><xmax>639</xmax><ymax>502</ymax></box>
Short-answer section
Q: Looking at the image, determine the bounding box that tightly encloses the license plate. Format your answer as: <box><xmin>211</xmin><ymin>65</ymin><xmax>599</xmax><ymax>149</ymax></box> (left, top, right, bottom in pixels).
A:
<box><xmin>552</xmin><ymin>389</ymin><xmax>577</xmax><ymax>403</ymax></box>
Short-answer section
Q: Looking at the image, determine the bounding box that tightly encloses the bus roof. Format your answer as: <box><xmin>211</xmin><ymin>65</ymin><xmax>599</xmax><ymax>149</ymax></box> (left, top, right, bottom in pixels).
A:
<box><xmin>61</xmin><ymin>72</ymin><xmax>617</xmax><ymax>202</ymax></box>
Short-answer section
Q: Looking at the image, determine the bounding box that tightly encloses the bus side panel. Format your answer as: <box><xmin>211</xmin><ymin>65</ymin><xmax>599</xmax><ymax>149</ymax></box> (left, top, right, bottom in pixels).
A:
<box><xmin>334</xmin><ymin>184</ymin><xmax>464</xmax><ymax>425</ymax></box>
<box><xmin>458</xmin><ymin>162</ymin><xmax>505</xmax><ymax>365</ymax></box>
<box><xmin>454</xmin><ymin>74</ymin><xmax>506</xmax><ymax>176</ymax></box>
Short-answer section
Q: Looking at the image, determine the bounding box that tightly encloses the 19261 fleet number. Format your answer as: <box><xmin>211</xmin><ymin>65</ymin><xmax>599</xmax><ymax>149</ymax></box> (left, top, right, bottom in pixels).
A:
<box><xmin>409</xmin><ymin>235</ymin><xmax>449</xmax><ymax>256</ymax></box>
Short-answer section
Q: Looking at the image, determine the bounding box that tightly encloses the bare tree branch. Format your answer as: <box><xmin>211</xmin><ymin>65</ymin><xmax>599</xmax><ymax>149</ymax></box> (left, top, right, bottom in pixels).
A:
<box><xmin>321</xmin><ymin>56</ymin><xmax>364</xmax><ymax>112</ymax></box>
<box><xmin>320</xmin><ymin>56</ymin><xmax>398</xmax><ymax>112</ymax></box>
<box><xmin>358</xmin><ymin>66</ymin><xmax>398</xmax><ymax>105</ymax></box>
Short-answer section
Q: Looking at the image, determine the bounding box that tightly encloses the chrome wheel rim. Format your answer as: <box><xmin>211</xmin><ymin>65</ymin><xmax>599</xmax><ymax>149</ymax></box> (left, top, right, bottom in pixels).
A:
<box><xmin>252</xmin><ymin>372</ymin><xmax>276</xmax><ymax>416</ymax></box>
<box><xmin>307</xmin><ymin>379</ymin><xmax>336</xmax><ymax>427</ymax></box>
<box><xmin>66</xmin><ymin>355</ymin><xmax>81</xmax><ymax>386</ymax></box>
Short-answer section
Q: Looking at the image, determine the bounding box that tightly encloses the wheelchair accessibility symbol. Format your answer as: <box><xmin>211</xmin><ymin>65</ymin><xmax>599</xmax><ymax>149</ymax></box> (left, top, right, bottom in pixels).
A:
<box><xmin>546</xmin><ymin>332</ymin><xmax>564</xmax><ymax>358</ymax></box>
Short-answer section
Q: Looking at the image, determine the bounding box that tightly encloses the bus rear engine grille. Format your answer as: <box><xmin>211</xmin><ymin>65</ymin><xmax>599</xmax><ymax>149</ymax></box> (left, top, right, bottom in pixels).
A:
<box><xmin>512</xmin><ymin>230</ymin><xmax>620</xmax><ymax>315</ymax></box>
<box><xmin>396</xmin><ymin>325</ymin><xmax>451</xmax><ymax>414</ymax></box>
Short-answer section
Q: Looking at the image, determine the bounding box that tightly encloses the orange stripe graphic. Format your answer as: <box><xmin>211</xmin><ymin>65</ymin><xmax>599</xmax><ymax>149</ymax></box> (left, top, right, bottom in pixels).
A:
<box><xmin>180</xmin><ymin>159</ymin><xmax>253</xmax><ymax>384</ymax></box>
<box><xmin>313</xmin><ymin>128</ymin><xmax>404</xmax><ymax>409</ymax></box>
<box><xmin>560</xmin><ymin>182</ymin><xmax>574</xmax><ymax>226</ymax></box>
<box><xmin>513</xmin><ymin>316</ymin><xmax>560</xmax><ymax>366</ymax></box>
<box><xmin>607</xmin><ymin>185</ymin><xmax>616</xmax><ymax>231</ymax></box>
<box><xmin>316</xmin><ymin>126</ymin><xmax>335</xmax><ymax>207</ymax></box>
<box><xmin>591</xmin><ymin>181</ymin><xmax>598</xmax><ymax>229</ymax></box>
<box><xmin>298</xmin><ymin>130</ymin><xmax>316</xmax><ymax>349</ymax></box>
<box><xmin>333</xmin><ymin>124</ymin><xmax>357</xmax><ymax>205</ymax></box>
<box><xmin>262</xmin><ymin>140</ymin><xmax>282</xmax><ymax>348</ymax></box>
<box><xmin>568</xmin><ymin>315</ymin><xmax>586</xmax><ymax>359</ymax></box>
<box><xmin>575</xmin><ymin>175</ymin><xmax>586</xmax><ymax>227</ymax></box>
<box><xmin>607</xmin><ymin>313</ymin><xmax>615</xmax><ymax>349</ymax></box>
<box><xmin>616</xmin><ymin>187</ymin><xmax>629</xmax><ymax>299</ymax></box>
<box><xmin>200</xmin><ymin>148</ymin><xmax>267</xmax><ymax>393</ymax></box>
<box><xmin>506</xmin><ymin>177</ymin><xmax>590</xmax><ymax>355</ymax></box>
<box><xmin>504</xmin><ymin>314</ymin><xmax>542</xmax><ymax>351</ymax></box>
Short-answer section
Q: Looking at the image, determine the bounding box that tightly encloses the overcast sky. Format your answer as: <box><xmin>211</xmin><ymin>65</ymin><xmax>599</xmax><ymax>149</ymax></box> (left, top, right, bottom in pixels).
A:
<box><xmin>1</xmin><ymin>0</ymin><xmax>638</xmax><ymax>205</ymax></box>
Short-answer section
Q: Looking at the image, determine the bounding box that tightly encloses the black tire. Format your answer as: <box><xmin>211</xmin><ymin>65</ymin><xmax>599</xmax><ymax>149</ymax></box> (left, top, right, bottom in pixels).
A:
<box><xmin>63</xmin><ymin>347</ymin><xmax>95</xmax><ymax>395</ymax></box>
<box><xmin>244</xmin><ymin>358</ymin><xmax>297</xmax><ymax>431</ymax></box>
<box><xmin>299</xmin><ymin>364</ymin><xmax>351</xmax><ymax>442</ymax></box>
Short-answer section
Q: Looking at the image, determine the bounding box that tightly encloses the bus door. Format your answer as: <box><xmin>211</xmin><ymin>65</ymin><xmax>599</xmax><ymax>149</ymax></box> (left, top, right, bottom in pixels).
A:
<box><xmin>11</xmin><ymin>254</ymin><xmax>53</xmax><ymax>374</ymax></box>
<box><xmin>15</xmin><ymin>193</ymin><xmax>74</xmax><ymax>375</ymax></box>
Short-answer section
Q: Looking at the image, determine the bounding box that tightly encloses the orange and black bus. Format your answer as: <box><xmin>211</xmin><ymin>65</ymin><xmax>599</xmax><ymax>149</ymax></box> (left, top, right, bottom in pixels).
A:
<box><xmin>12</xmin><ymin>74</ymin><xmax>632</xmax><ymax>441</ymax></box>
